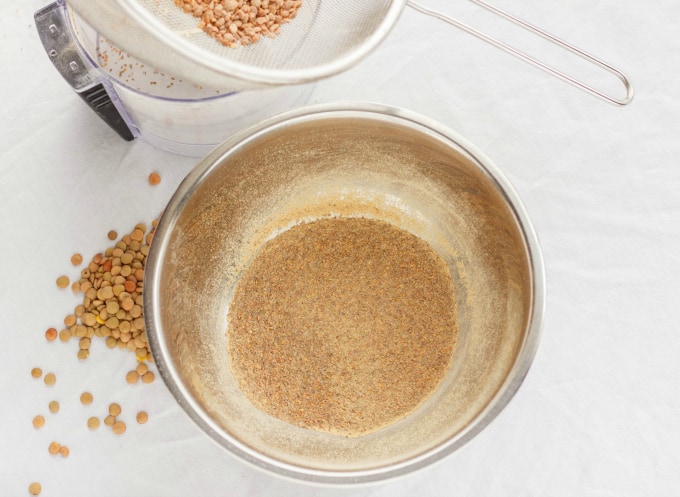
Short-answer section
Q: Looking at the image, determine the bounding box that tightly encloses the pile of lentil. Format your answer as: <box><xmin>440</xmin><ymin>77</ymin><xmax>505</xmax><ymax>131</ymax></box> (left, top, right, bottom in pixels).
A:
<box><xmin>174</xmin><ymin>0</ymin><xmax>302</xmax><ymax>48</ymax></box>
<box><xmin>227</xmin><ymin>217</ymin><xmax>458</xmax><ymax>437</ymax></box>
<box><xmin>55</xmin><ymin>222</ymin><xmax>157</xmax><ymax>361</ymax></box>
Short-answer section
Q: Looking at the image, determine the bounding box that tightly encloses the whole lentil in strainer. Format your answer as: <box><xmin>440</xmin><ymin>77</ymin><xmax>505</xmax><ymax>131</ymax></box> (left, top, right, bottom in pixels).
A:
<box><xmin>174</xmin><ymin>0</ymin><xmax>302</xmax><ymax>48</ymax></box>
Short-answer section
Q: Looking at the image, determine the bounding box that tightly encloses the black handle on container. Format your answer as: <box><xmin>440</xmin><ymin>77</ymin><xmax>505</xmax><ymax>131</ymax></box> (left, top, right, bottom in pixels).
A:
<box><xmin>77</xmin><ymin>85</ymin><xmax>134</xmax><ymax>141</ymax></box>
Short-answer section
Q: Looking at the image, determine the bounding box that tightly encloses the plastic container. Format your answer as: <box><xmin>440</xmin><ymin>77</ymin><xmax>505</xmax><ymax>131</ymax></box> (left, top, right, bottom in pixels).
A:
<box><xmin>35</xmin><ymin>0</ymin><xmax>313</xmax><ymax>156</ymax></box>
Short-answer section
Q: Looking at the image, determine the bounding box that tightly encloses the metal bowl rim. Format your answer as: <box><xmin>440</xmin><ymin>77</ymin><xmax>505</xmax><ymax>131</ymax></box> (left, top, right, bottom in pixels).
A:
<box><xmin>143</xmin><ymin>102</ymin><xmax>546</xmax><ymax>485</ymax></box>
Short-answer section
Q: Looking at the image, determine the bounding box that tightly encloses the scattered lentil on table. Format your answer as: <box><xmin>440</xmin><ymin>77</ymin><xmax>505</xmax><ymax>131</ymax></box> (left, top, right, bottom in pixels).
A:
<box><xmin>109</xmin><ymin>403</ymin><xmax>122</xmax><ymax>417</ymax></box>
<box><xmin>56</xmin><ymin>275</ymin><xmax>70</xmax><ymax>289</ymax></box>
<box><xmin>125</xmin><ymin>370</ymin><xmax>139</xmax><ymax>384</ymax></box>
<box><xmin>112</xmin><ymin>421</ymin><xmax>127</xmax><ymax>435</ymax></box>
<box><xmin>28</xmin><ymin>220</ymin><xmax>160</xmax><ymax>492</ymax></box>
<box><xmin>136</xmin><ymin>411</ymin><xmax>149</xmax><ymax>424</ymax></box>
<box><xmin>141</xmin><ymin>371</ymin><xmax>155</xmax><ymax>384</ymax></box>
<box><xmin>32</xmin><ymin>415</ymin><xmax>45</xmax><ymax>429</ymax></box>
<box><xmin>45</xmin><ymin>327</ymin><xmax>57</xmax><ymax>341</ymax></box>
<box><xmin>227</xmin><ymin>217</ymin><xmax>458</xmax><ymax>437</ymax></box>
<box><xmin>148</xmin><ymin>172</ymin><xmax>161</xmax><ymax>186</ymax></box>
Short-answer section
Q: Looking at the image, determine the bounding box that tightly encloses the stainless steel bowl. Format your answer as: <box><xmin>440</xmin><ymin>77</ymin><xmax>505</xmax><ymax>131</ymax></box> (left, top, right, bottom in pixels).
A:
<box><xmin>144</xmin><ymin>103</ymin><xmax>545</xmax><ymax>485</ymax></box>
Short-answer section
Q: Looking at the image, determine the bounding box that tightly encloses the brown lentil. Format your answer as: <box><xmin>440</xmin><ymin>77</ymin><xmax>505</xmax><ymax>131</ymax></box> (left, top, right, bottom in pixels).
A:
<box><xmin>43</xmin><ymin>373</ymin><xmax>56</xmax><ymax>386</ymax></box>
<box><xmin>45</xmin><ymin>328</ymin><xmax>58</xmax><ymax>341</ymax></box>
<box><xmin>28</xmin><ymin>482</ymin><xmax>42</xmax><ymax>495</ymax></box>
<box><xmin>107</xmin><ymin>230</ymin><xmax>118</xmax><ymax>240</ymax></box>
<box><xmin>227</xmin><ymin>217</ymin><xmax>458</xmax><ymax>437</ymax></box>
<box><xmin>59</xmin><ymin>446</ymin><xmax>70</xmax><ymax>458</ymax></box>
<box><xmin>80</xmin><ymin>392</ymin><xmax>94</xmax><ymax>405</ymax></box>
<box><xmin>109</xmin><ymin>403</ymin><xmax>122</xmax><ymax>417</ymax></box>
<box><xmin>56</xmin><ymin>275</ymin><xmax>70</xmax><ymax>289</ymax></box>
<box><xmin>32</xmin><ymin>415</ymin><xmax>45</xmax><ymax>429</ymax></box>
<box><xmin>136</xmin><ymin>362</ymin><xmax>149</xmax><ymax>376</ymax></box>
<box><xmin>104</xmin><ymin>415</ymin><xmax>116</xmax><ymax>427</ymax></box>
<box><xmin>126</xmin><ymin>371</ymin><xmax>139</xmax><ymax>384</ymax></box>
<box><xmin>31</xmin><ymin>367</ymin><xmax>42</xmax><ymax>379</ymax></box>
<box><xmin>64</xmin><ymin>314</ymin><xmax>76</xmax><ymax>327</ymax></box>
<box><xmin>148</xmin><ymin>172</ymin><xmax>161</xmax><ymax>186</ymax></box>
<box><xmin>77</xmin><ymin>349</ymin><xmax>90</xmax><ymax>360</ymax></box>
<box><xmin>71</xmin><ymin>253</ymin><xmax>83</xmax><ymax>266</ymax></box>
<box><xmin>48</xmin><ymin>401</ymin><xmax>59</xmax><ymax>414</ymax></box>
<box><xmin>141</xmin><ymin>371</ymin><xmax>155</xmax><ymax>384</ymax></box>
<box><xmin>136</xmin><ymin>411</ymin><xmax>149</xmax><ymax>424</ymax></box>
<box><xmin>87</xmin><ymin>416</ymin><xmax>101</xmax><ymax>430</ymax></box>
<box><xmin>112</xmin><ymin>420</ymin><xmax>126</xmax><ymax>435</ymax></box>
<box><xmin>48</xmin><ymin>441</ymin><xmax>61</xmax><ymax>455</ymax></box>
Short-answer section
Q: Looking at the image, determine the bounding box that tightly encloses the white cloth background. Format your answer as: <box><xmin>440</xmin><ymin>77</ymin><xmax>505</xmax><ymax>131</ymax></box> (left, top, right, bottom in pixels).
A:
<box><xmin>1</xmin><ymin>0</ymin><xmax>678</xmax><ymax>495</ymax></box>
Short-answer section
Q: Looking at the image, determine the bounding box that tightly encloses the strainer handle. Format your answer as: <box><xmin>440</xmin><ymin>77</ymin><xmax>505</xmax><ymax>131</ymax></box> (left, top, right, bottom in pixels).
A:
<box><xmin>407</xmin><ymin>0</ymin><xmax>634</xmax><ymax>106</ymax></box>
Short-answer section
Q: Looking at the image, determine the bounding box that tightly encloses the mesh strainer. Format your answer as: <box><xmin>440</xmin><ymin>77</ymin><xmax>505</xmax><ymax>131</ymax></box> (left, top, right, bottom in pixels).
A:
<box><xmin>66</xmin><ymin>0</ymin><xmax>633</xmax><ymax>104</ymax></box>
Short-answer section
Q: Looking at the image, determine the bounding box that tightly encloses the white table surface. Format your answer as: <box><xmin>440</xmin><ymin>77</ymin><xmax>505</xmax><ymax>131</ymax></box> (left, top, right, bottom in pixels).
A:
<box><xmin>2</xmin><ymin>0</ymin><xmax>679</xmax><ymax>495</ymax></box>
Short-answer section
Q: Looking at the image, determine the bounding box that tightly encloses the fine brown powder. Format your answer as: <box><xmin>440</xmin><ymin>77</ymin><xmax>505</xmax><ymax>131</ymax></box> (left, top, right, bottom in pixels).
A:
<box><xmin>226</xmin><ymin>217</ymin><xmax>457</xmax><ymax>437</ymax></box>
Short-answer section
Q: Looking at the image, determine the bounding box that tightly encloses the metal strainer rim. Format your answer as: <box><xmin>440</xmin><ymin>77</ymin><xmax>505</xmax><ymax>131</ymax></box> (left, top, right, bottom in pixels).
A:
<box><xmin>113</xmin><ymin>0</ymin><xmax>409</xmax><ymax>85</ymax></box>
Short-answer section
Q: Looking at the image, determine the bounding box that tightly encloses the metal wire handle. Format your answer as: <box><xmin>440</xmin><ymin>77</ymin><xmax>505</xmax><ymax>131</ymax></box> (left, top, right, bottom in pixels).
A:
<box><xmin>408</xmin><ymin>0</ymin><xmax>634</xmax><ymax>106</ymax></box>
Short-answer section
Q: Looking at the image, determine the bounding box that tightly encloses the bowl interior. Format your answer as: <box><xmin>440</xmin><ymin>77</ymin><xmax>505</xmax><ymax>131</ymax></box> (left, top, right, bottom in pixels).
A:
<box><xmin>146</xmin><ymin>108</ymin><xmax>539</xmax><ymax>482</ymax></box>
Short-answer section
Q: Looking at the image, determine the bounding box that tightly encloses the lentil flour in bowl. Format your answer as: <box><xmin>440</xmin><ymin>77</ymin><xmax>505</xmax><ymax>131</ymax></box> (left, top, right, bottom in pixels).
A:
<box><xmin>227</xmin><ymin>216</ymin><xmax>458</xmax><ymax>437</ymax></box>
<box><xmin>144</xmin><ymin>103</ymin><xmax>544</xmax><ymax>484</ymax></box>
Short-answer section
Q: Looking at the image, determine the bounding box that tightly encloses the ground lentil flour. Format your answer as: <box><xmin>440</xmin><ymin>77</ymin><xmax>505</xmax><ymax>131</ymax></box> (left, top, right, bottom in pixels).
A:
<box><xmin>227</xmin><ymin>217</ymin><xmax>458</xmax><ymax>437</ymax></box>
